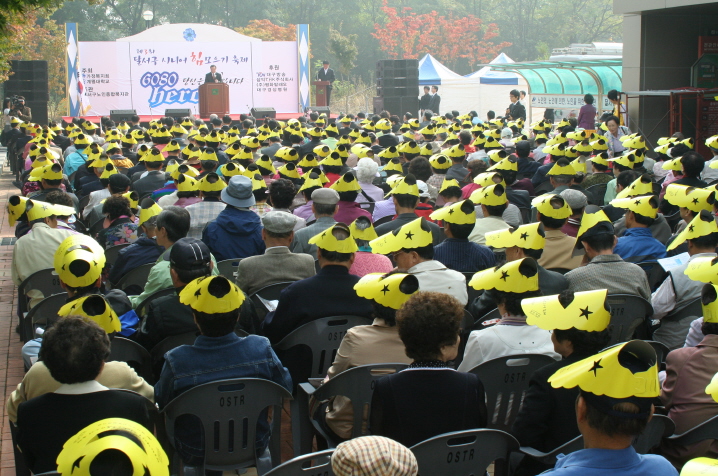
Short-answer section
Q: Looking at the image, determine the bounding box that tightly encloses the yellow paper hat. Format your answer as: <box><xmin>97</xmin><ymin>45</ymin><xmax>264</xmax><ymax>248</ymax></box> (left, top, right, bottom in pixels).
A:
<box><xmin>616</xmin><ymin>173</ymin><xmax>654</xmax><ymax>199</ymax></box>
<box><xmin>331</xmin><ymin>172</ymin><xmax>361</xmax><ymax>193</ymax></box>
<box><xmin>429</xmin><ymin>154</ymin><xmax>451</xmax><ymax>170</ymax></box>
<box><xmin>378</xmin><ymin>146</ymin><xmax>400</xmax><ymax>160</ymax></box>
<box><xmin>349</xmin><ymin>217</ymin><xmax>378</xmax><ymax>241</ymax></box>
<box><xmin>354</xmin><ymin>273</ymin><xmax>420</xmax><ymax>310</ymax></box>
<box><xmin>319</xmin><ymin>151</ymin><xmax>344</xmax><ymax>167</ymax></box>
<box><xmin>399</xmin><ymin>141</ymin><xmax>420</xmax><ymax>155</ymax></box>
<box><xmin>523</xmin><ymin>289</ymin><xmax>611</xmax><ymax>332</ymax></box>
<box><xmin>276</xmin><ymin>146</ymin><xmax>300</xmax><ymax>162</ymax></box>
<box><xmin>532</xmin><ymin>194</ymin><xmax>572</xmax><ymax>220</ymax></box>
<box><xmin>385</xmin><ymin>174</ymin><xmax>419</xmax><ymax>198</ymax></box>
<box><xmin>473</xmin><ymin>171</ymin><xmax>505</xmax><ymax>188</ymax></box>
<box><xmin>275</xmin><ymin>162</ymin><xmax>299</xmax><ymax>179</ymax></box>
<box><xmin>177</xmin><ymin>174</ymin><xmax>199</xmax><ymax>192</ymax></box>
<box><xmin>138</xmin><ymin>200</ymin><xmax>162</xmax><ymax>227</ymax></box>
<box><xmin>58</xmin><ymin>294</ymin><xmax>121</xmax><ymax>333</ymax></box>
<box><xmin>25</xmin><ymin>199</ymin><xmax>76</xmax><ymax>221</ymax></box>
<box><xmin>7</xmin><ymin>195</ymin><xmax>28</xmax><ymax>226</ymax></box>
<box><xmin>250</xmin><ymin>173</ymin><xmax>268</xmax><ymax>191</ymax></box>
<box><xmin>121</xmin><ymin>191</ymin><xmax>139</xmax><ymax>210</ymax></box>
<box><xmin>142</xmin><ymin>147</ymin><xmax>165</xmax><ymax>163</ymax></box>
<box><xmin>99</xmin><ymin>163</ymin><xmax>118</xmax><ymax>179</ymax></box>
<box><xmin>180</xmin><ymin>275</ymin><xmax>245</xmax><ymax>314</ymax></box>
<box><xmin>370</xmin><ymin>217</ymin><xmax>433</xmax><ymax>255</ymax></box>
<box><xmin>623</xmin><ymin>135</ymin><xmax>646</xmax><ymax>149</ymax></box>
<box><xmin>548</xmin><ymin>340</ymin><xmax>659</xmax><ymax>399</ymax></box>
<box><xmin>485</xmin><ymin>222</ymin><xmax>546</xmax><ymax>251</ymax></box>
<box><xmin>430</xmin><ymin>199</ymin><xmax>476</xmax><ymax>225</ymax></box>
<box><xmin>164</xmin><ymin>140</ymin><xmax>181</xmax><ymax>153</ymax></box>
<box><xmin>589</xmin><ymin>152</ymin><xmax>611</xmax><ymax>168</ymax></box>
<box><xmin>171</xmin><ymin>164</ymin><xmax>200</xmax><ymax>181</ymax></box>
<box><xmin>470</xmin><ymin>183</ymin><xmax>507</xmax><ymax>206</ymax></box>
<box><xmin>309</xmin><ymin>223</ymin><xmax>359</xmax><ymax>253</ymax></box>
<box><xmin>419</xmin><ymin>143</ymin><xmax>435</xmax><ymax>157</ymax></box>
<box><xmin>298</xmin><ymin>172</ymin><xmax>324</xmax><ymax>192</ymax></box>
<box><xmin>488</xmin><ymin>157</ymin><xmax>518</xmax><ymax>172</ymax></box>
<box><xmin>199</xmin><ymin>173</ymin><xmax>227</xmax><ymax>192</ymax></box>
<box><xmin>575</xmin><ymin>209</ymin><xmax>613</xmax><ymax>247</ymax></box>
<box><xmin>546</xmin><ymin>159</ymin><xmax>575</xmax><ymax>176</ymax></box>
<box><xmin>251</xmin><ymin>155</ymin><xmax>274</xmax><ymax>174</ymax></box>
<box><xmin>57</xmin><ymin>418</ymin><xmax>169</xmax><ymax>476</ymax></box>
<box><xmin>298</xmin><ymin>153</ymin><xmax>320</xmax><ymax>168</ymax></box>
<box><xmin>702</xmin><ymin>284</ymin><xmax>718</xmax><ymax>325</ymax></box>
<box><xmin>438</xmin><ymin>178</ymin><xmax>461</xmax><ymax>195</ymax></box>
<box><xmin>707</xmin><ymin>136</ymin><xmax>718</xmax><ymax>150</ymax></box>
<box><xmin>681</xmin><ymin>457</ymin><xmax>718</xmax><ymax>475</ymax></box>
<box><xmin>53</xmin><ymin>235</ymin><xmax>106</xmax><ymax>288</ymax></box>
<box><xmin>199</xmin><ymin>148</ymin><xmax>219</xmax><ymax>162</ymax></box>
<box><xmin>469</xmin><ymin>257</ymin><xmax>540</xmax><ymax>293</ymax></box>
<box><xmin>220</xmin><ymin>162</ymin><xmax>245</xmax><ymax>177</ymax></box>
<box><xmin>664</xmin><ymin>184</ymin><xmax>716</xmax><ymax>212</ymax></box>
<box><xmin>570</xmin><ymin>157</ymin><xmax>586</xmax><ymax>173</ymax></box>
<box><xmin>590</xmin><ymin>138</ymin><xmax>608</xmax><ymax>151</ymax></box>
<box><xmin>446</xmin><ymin>144</ymin><xmax>466</xmax><ymax>159</ymax></box>
<box><xmin>685</xmin><ymin>254</ymin><xmax>718</xmax><ymax>284</ymax></box>
<box><xmin>668</xmin><ymin>210</ymin><xmax>718</xmax><ymax>251</ymax></box>
<box><xmin>610</xmin><ymin>194</ymin><xmax>658</xmax><ymax>218</ymax></box>
<box><xmin>383</xmin><ymin>158</ymin><xmax>405</xmax><ymax>173</ymax></box>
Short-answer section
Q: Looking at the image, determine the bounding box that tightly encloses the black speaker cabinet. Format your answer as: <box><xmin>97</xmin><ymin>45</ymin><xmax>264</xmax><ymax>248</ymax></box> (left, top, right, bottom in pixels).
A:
<box><xmin>164</xmin><ymin>108</ymin><xmax>192</xmax><ymax>118</ymax></box>
<box><xmin>250</xmin><ymin>107</ymin><xmax>276</xmax><ymax>118</ymax></box>
<box><xmin>110</xmin><ymin>109</ymin><xmax>137</xmax><ymax>122</ymax></box>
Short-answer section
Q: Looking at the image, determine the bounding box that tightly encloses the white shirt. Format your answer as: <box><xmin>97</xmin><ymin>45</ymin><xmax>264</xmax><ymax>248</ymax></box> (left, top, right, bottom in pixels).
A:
<box><xmin>55</xmin><ymin>380</ymin><xmax>108</xmax><ymax>395</ymax></box>
<box><xmin>84</xmin><ymin>188</ymin><xmax>111</xmax><ymax>218</ymax></box>
<box><xmin>408</xmin><ymin>260</ymin><xmax>468</xmax><ymax>305</ymax></box>
<box><xmin>702</xmin><ymin>155</ymin><xmax>718</xmax><ymax>183</ymax></box>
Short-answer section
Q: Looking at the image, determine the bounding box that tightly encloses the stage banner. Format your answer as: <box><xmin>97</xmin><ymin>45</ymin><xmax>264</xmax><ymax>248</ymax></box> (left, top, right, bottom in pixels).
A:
<box><xmin>254</xmin><ymin>41</ymin><xmax>299</xmax><ymax>113</ymax></box>
<box><xmin>77</xmin><ymin>42</ymin><xmax>132</xmax><ymax>116</ymax></box>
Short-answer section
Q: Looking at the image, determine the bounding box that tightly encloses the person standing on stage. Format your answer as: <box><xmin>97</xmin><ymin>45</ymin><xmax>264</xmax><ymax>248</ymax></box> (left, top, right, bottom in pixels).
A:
<box><xmin>317</xmin><ymin>60</ymin><xmax>336</xmax><ymax>106</ymax></box>
<box><xmin>419</xmin><ymin>86</ymin><xmax>431</xmax><ymax>116</ymax></box>
<box><xmin>204</xmin><ymin>65</ymin><xmax>222</xmax><ymax>84</ymax></box>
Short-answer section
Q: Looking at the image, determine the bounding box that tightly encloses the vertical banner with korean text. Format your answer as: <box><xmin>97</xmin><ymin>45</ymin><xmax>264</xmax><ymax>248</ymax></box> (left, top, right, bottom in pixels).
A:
<box><xmin>254</xmin><ymin>41</ymin><xmax>299</xmax><ymax>113</ymax></box>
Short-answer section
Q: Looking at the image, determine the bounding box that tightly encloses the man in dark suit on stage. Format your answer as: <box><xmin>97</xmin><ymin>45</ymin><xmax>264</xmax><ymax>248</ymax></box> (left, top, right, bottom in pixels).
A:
<box><xmin>428</xmin><ymin>85</ymin><xmax>441</xmax><ymax>115</ymax></box>
<box><xmin>419</xmin><ymin>86</ymin><xmax>431</xmax><ymax>115</ymax></box>
<box><xmin>204</xmin><ymin>65</ymin><xmax>222</xmax><ymax>84</ymax></box>
<box><xmin>316</xmin><ymin>60</ymin><xmax>336</xmax><ymax>106</ymax></box>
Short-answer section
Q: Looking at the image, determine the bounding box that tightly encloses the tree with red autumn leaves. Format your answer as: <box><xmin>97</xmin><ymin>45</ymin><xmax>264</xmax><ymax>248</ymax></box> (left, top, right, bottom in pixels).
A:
<box><xmin>372</xmin><ymin>0</ymin><xmax>511</xmax><ymax>73</ymax></box>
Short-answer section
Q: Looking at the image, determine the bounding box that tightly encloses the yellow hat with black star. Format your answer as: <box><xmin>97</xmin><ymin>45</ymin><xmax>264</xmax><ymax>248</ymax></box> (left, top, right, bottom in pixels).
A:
<box><xmin>164</xmin><ymin>140</ymin><xmax>181</xmax><ymax>154</ymax></box>
<box><xmin>309</xmin><ymin>223</ymin><xmax>359</xmax><ymax>253</ymax></box>
<box><xmin>575</xmin><ymin>209</ymin><xmax>614</xmax><ymax>248</ymax></box>
<box><xmin>383</xmin><ymin>158</ymin><xmax>405</xmax><ymax>174</ymax></box>
<box><xmin>470</xmin><ymin>183</ymin><xmax>508</xmax><ymax>206</ymax></box>
<box><xmin>319</xmin><ymin>151</ymin><xmax>344</xmax><ymax>167</ymax></box>
<box><xmin>469</xmin><ymin>257</ymin><xmax>540</xmax><ymax>293</ymax></box>
<box><xmin>664</xmin><ymin>184</ymin><xmax>716</xmax><ymax>212</ymax></box>
<box><xmin>99</xmin><ymin>163</ymin><xmax>118</xmax><ymax>179</ymax></box>
<box><xmin>7</xmin><ymin>195</ymin><xmax>28</xmax><ymax>226</ymax></box>
<box><xmin>546</xmin><ymin>158</ymin><xmax>576</xmax><ymax>176</ymax></box>
<box><xmin>609</xmin><ymin>153</ymin><xmax>636</xmax><ymax>170</ymax></box>
<box><xmin>199</xmin><ymin>148</ymin><xmax>219</xmax><ymax>162</ymax></box>
<box><xmin>590</xmin><ymin>138</ymin><xmax>608</xmax><ymax>151</ymax></box>
<box><xmin>523</xmin><ymin>289</ymin><xmax>611</xmax><ymax>332</ymax></box>
<box><xmin>250</xmin><ymin>173</ymin><xmax>268</xmax><ymax>191</ymax></box>
<box><xmin>58</xmin><ymin>294</ymin><xmax>121</xmax><ymax>334</ymax></box>
<box><xmin>142</xmin><ymin>147</ymin><xmax>165</xmax><ymax>163</ymax></box>
<box><xmin>276</xmin><ymin>147</ymin><xmax>300</xmax><ymax>162</ymax></box>
<box><xmin>298</xmin><ymin>153</ymin><xmax>320</xmax><ymax>168</ymax></box>
<box><xmin>473</xmin><ymin>171</ymin><xmax>505</xmax><ymax>188</ymax></box>
<box><xmin>53</xmin><ymin>235</ymin><xmax>105</xmax><ymax>288</ymax></box>
<box><xmin>199</xmin><ymin>173</ymin><xmax>227</xmax><ymax>193</ymax></box>
<box><xmin>703</xmin><ymin>284</ymin><xmax>718</xmax><ymax>326</ymax></box>
<box><xmin>220</xmin><ymin>162</ymin><xmax>245</xmax><ymax>177</ymax></box>
<box><xmin>180</xmin><ymin>275</ymin><xmax>245</xmax><ymax>314</ymax></box>
<box><xmin>430</xmin><ymin>199</ymin><xmax>476</xmax><ymax>225</ymax></box>
<box><xmin>429</xmin><ymin>154</ymin><xmax>451</xmax><ymax>170</ymax></box>
<box><xmin>312</xmin><ymin>145</ymin><xmax>331</xmax><ymax>158</ymax></box>
<box><xmin>379</xmin><ymin>146</ymin><xmax>400</xmax><ymax>160</ymax></box>
<box><xmin>37</xmin><ymin>163</ymin><xmax>64</xmax><ymax>181</ymax></box>
<box><xmin>668</xmin><ymin>210</ymin><xmax>718</xmax><ymax>251</ymax></box>
<box><xmin>331</xmin><ymin>172</ymin><xmax>361</xmax><ymax>193</ymax></box>
<box><xmin>438</xmin><ymin>178</ymin><xmax>461</xmax><ymax>195</ymax></box>
<box><xmin>589</xmin><ymin>152</ymin><xmax>611</xmax><ymax>168</ymax></box>
<box><xmin>398</xmin><ymin>141</ymin><xmax>420</xmax><ymax>155</ymax></box>
<box><xmin>488</xmin><ymin>157</ymin><xmax>518</xmax><ymax>172</ymax></box>
<box><xmin>349</xmin><ymin>216</ymin><xmax>378</xmax><ymax>241</ymax></box>
<box><xmin>354</xmin><ymin>273</ymin><xmax>420</xmax><ymax>310</ymax></box>
<box><xmin>370</xmin><ymin>217</ymin><xmax>433</xmax><ymax>255</ymax></box>
<box><xmin>707</xmin><ymin>136</ymin><xmax>718</xmax><ymax>150</ymax></box>
<box><xmin>445</xmin><ymin>144</ymin><xmax>465</xmax><ymax>159</ymax></box>
<box><xmin>486</xmin><ymin>222</ymin><xmax>546</xmax><ymax>251</ymax></box>
<box><xmin>275</xmin><ymin>162</ymin><xmax>299</xmax><ymax>179</ymax></box>
<box><xmin>574</xmin><ymin>141</ymin><xmax>593</xmax><ymax>154</ymax></box>
<box><xmin>419</xmin><ymin>124</ymin><xmax>436</xmax><ymax>136</ymax></box>
<box><xmin>25</xmin><ymin>199</ymin><xmax>76</xmax><ymax>222</ymax></box>
<box><xmin>610</xmin><ymin>194</ymin><xmax>658</xmax><ymax>219</ymax></box>
<box><xmin>56</xmin><ymin>418</ymin><xmax>169</xmax><ymax>476</ymax></box>
<box><xmin>616</xmin><ymin>173</ymin><xmax>654</xmax><ymax>199</ymax></box>
<box><xmin>296</xmin><ymin>172</ymin><xmax>323</xmax><ymax>192</ymax></box>
<box><xmin>122</xmin><ymin>191</ymin><xmax>139</xmax><ymax>210</ymax></box>
<box><xmin>138</xmin><ymin>200</ymin><xmax>162</xmax><ymax>227</ymax></box>
<box><xmin>177</xmin><ymin>174</ymin><xmax>199</xmax><ymax>192</ymax></box>
<box><xmin>549</xmin><ymin>340</ymin><xmax>659</xmax><ymax>403</ymax></box>
<box><xmin>385</xmin><ymin>174</ymin><xmax>419</xmax><ymax>198</ymax></box>
<box><xmin>255</xmin><ymin>155</ymin><xmax>277</xmax><ymax>174</ymax></box>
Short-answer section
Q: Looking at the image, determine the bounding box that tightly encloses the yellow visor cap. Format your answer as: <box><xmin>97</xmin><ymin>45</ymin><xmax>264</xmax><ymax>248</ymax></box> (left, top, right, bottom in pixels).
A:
<box><xmin>668</xmin><ymin>210</ymin><xmax>718</xmax><ymax>251</ymax></box>
<box><xmin>548</xmin><ymin>340</ymin><xmax>659</xmax><ymax>399</ymax></box>
<box><xmin>664</xmin><ymin>184</ymin><xmax>716</xmax><ymax>212</ymax></box>
<box><xmin>7</xmin><ymin>195</ymin><xmax>28</xmax><ymax>226</ymax></box>
<box><xmin>57</xmin><ymin>418</ymin><xmax>169</xmax><ymax>476</ymax></box>
<box><xmin>469</xmin><ymin>257</ymin><xmax>540</xmax><ymax>293</ymax></box>
<box><xmin>25</xmin><ymin>199</ymin><xmax>76</xmax><ymax>222</ymax></box>
<box><xmin>330</xmin><ymin>172</ymin><xmax>361</xmax><ymax>192</ymax></box>
<box><xmin>370</xmin><ymin>217</ymin><xmax>433</xmax><ymax>255</ymax></box>
<box><xmin>58</xmin><ymin>294</ymin><xmax>121</xmax><ymax>334</ymax></box>
<box><xmin>702</xmin><ymin>283</ymin><xmax>718</xmax><ymax>325</ymax></box>
<box><xmin>309</xmin><ymin>224</ymin><xmax>359</xmax><ymax>253</ymax></box>
<box><xmin>532</xmin><ymin>194</ymin><xmax>572</xmax><ymax>220</ymax></box>
<box><xmin>430</xmin><ymin>199</ymin><xmax>476</xmax><ymax>225</ymax></box>
<box><xmin>353</xmin><ymin>273</ymin><xmax>420</xmax><ymax>310</ymax></box>
<box><xmin>198</xmin><ymin>173</ymin><xmax>227</xmax><ymax>192</ymax></box>
<box><xmin>610</xmin><ymin>194</ymin><xmax>658</xmax><ymax>218</ymax></box>
<box><xmin>615</xmin><ymin>174</ymin><xmax>654</xmax><ymax>199</ymax></box>
<box><xmin>470</xmin><ymin>183</ymin><xmax>507</xmax><ymax>206</ymax></box>
<box><xmin>685</xmin><ymin>255</ymin><xmax>718</xmax><ymax>284</ymax></box>
<box><xmin>473</xmin><ymin>172</ymin><xmax>505</xmax><ymax>188</ymax></box>
<box><xmin>180</xmin><ymin>275</ymin><xmax>245</xmax><ymax>314</ymax></box>
<box><xmin>523</xmin><ymin>289</ymin><xmax>611</xmax><ymax>332</ymax></box>
<box><xmin>385</xmin><ymin>175</ymin><xmax>420</xmax><ymax>198</ymax></box>
<box><xmin>485</xmin><ymin>222</ymin><xmax>546</xmax><ymax>251</ymax></box>
<box><xmin>680</xmin><ymin>457</ymin><xmax>718</xmax><ymax>475</ymax></box>
<box><xmin>138</xmin><ymin>201</ymin><xmax>162</xmax><ymax>227</ymax></box>
<box><xmin>349</xmin><ymin>217</ymin><xmax>378</xmax><ymax>241</ymax></box>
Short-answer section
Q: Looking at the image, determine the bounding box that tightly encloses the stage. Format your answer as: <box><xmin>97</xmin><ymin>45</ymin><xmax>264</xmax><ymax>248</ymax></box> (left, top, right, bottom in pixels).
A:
<box><xmin>61</xmin><ymin>112</ymin><xmax>337</xmax><ymax>125</ymax></box>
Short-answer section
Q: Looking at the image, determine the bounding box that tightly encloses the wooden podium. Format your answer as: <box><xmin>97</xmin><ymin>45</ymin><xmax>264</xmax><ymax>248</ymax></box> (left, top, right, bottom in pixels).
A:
<box><xmin>199</xmin><ymin>83</ymin><xmax>229</xmax><ymax>117</ymax></box>
<box><xmin>312</xmin><ymin>81</ymin><xmax>330</xmax><ymax>107</ymax></box>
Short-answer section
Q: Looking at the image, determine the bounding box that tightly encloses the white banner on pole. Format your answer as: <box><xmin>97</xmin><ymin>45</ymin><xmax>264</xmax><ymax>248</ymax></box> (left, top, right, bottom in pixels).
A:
<box><xmin>531</xmin><ymin>94</ymin><xmax>612</xmax><ymax>111</ymax></box>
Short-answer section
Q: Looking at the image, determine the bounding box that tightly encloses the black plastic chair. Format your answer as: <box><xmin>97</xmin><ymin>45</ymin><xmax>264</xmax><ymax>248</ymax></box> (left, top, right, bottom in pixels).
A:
<box><xmin>644</xmin><ymin>340</ymin><xmax>671</xmax><ymax>370</ymax></box>
<box><xmin>249</xmin><ymin>281</ymin><xmax>295</xmax><ymax>321</ymax></box>
<box><xmin>606</xmin><ymin>294</ymin><xmax>654</xmax><ymax>346</ymax></box>
<box><xmin>264</xmin><ymin>449</ymin><xmax>335</xmax><ymax>476</ymax></box>
<box><xmin>654</xmin><ymin>297</ymin><xmax>703</xmax><ymax>351</ymax></box>
<box><xmin>109</xmin><ymin>336</ymin><xmax>154</xmax><ymax>384</ymax></box>
<box><xmin>410</xmin><ymin>429</ymin><xmax>520</xmax><ymax>476</ymax></box>
<box><xmin>584</xmin><ymin>183</ymin><xmax>608</xmax><ymax>206</ymax></box>
<box><xmin>162</xmin><ymin>378</ymin><xmax>292</xmax><ymax>474</ymax></box>
<box><xmin>216</xmin><ymin>258</ymin><xmax>243</xmax><ymax>281</ymax></box>
<box><xmin>636</xmin><ymin>260</ymin><xmax>668</xmax><ymax>291</ymax></box>
<box><xmin>134</xmin><ymin>287</ymin><xmax>176</xmax><ymax>319</ymax></box>
<box><xmin>473</xmin><ymin>307</ymin><xmax>502</xmax><ymax>331</ymax></box>
<box><xmin>112</xmin><ymin>262</ymin><xmax>155</xmax><ymax>292</ymax></box>
<box><xmin>665</xmin><ymin>414</ymin><xmax>718</xmax><ymax>448</ymax></box>
<box><xmin>9</xmin><ymin>419</ymin><xmax>30</xmax><ymax>476</ymax></box>
<box><xmin>88</xmin><ymin>216</ymin><xmax>105</xmax><ymax>238</ymax></box>
<box><xmin>664</xmin><ymin>211</ymin><xmax>682</xmax><ymax>232</ymax></box>
<box><xmin>547</xmin><ymin>267</ymin><xmax>571</xmax><ymax>275</ymax></box>
<box><xmin>533</xmin><ymin>181</ymin><xmax>554</xmax><ymax>196</ymax></box>
<box><xmin>17</xmin><ymin>268</ymin><xmax>64</xmax><ymax>324</ymax></box>
<box><xmin>519</xmin><ymin>207</ymin><xmax>531</xmax><ymax>224</ymax></box>
<box><xmin>461</xmin><ymin>271</ymin><xmax>482</xmax><ymax>306</ymax></box>
<box><xmin>468</xmin><ymin>354</ymin><xmax>557</xmax><ymax>433</ymax></box>
<box><xmin>314</xmin><ymin>259</ymin><xmax>321</xmax><ymax>273</ymax></box>
<box><xmin>104</xmin><ymin>242</ymin><xmax>130</xmax><ymax>267</ymax></box>
<box><xmin>295</xmin><ymin>363</ymin><xmax>408</xmax><ymax>454</ymax></box>
<box><xmin>373</xmin><ymin>214</ymin><xmax>393</xmax><ymax>227</ymax></box>
<box><xmin>633</xmin><ymin>414</ymin><xmax>675</xmax><ymax>454</ymax></box>
<box><xmin>77</xmin><ymin>194</ymin><xmax>91</xmax><ymax>218</ymax></box>
<box><xmin>519</xmin><ymin>434</ymin><xmax>584</xmax><ymax>466</ymax></box>
<box><xmin>22</xmin><ymin>293</ymin><xmax>68</xmax><ymax>345</ymax></box>
<box><xmin>150</xmin><ymin>330</ymin><xmax>199</xmax><ymax>381</ymax></box>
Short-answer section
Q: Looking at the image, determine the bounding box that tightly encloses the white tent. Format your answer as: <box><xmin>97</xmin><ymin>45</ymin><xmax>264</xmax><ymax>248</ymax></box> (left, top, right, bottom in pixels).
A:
<box><xmin>465</xmin><ymin>53</ymin><xmax>530</xmax><ymax>120</ymax></box>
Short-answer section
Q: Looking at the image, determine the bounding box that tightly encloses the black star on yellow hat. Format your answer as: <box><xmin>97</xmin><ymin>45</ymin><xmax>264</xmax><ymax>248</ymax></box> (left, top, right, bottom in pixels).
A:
<box><xmin>469</xmin><ymin>257</ymin><xmax>539</xmax><ymax>293</ymax></box>
<box><xmin>430</xmin><ymin>199</ymin><xmax>476</xmax><ymax>225</ymax></box>
<box><xmin>522</xmin><ymin>289</ymin><xmax>611</xmax><ymax>332</ymax></box>
<box><xmin>180</xmin><ymin>275</ymin><xmax>245</xmax><ymax>314</ymax></box>
<box><xmin>58</xmin><ymin>294</ymin><xmax>121</xmax><ymax>334</ymax></box>
<box><xmin>354</xmin><ymin>272</ymin><xmax>420</xmax><ymax>310</ymax></box>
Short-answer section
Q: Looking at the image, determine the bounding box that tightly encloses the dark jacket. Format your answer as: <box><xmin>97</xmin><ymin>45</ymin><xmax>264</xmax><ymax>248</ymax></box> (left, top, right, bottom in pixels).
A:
<box><xmin>317</xmin><ymin>67</ymin><xmax>336</xmax><ymax>85</ymax></box>
<box><xmin>428</xmin><ymin>94</ymin><xmax>441</xmax><ymax>115</ymax></box>
<box><xmin>202</xmin><ymin>206</ymin><xmax>265</xmax><ymax>261</ymax></box>
<box><xmin>297</xmin><ymin>138</ymin><xmax>323</xmax><ymax>158</ymax></box>
<box><xmin>108</xmin><ymin>237</ymin><xmax>164</xmax><ymax>285</ymax></box>
<box><xmin>509</xmin><ymin>102</ymin><xmax>526</xmax><ymax>121</ymax></box>
<box><xmin>516</xmin><ymin>157</ymin><xmax>541</xmax><ymax>179</ymax></box>
<box><xmin>419</xmin><ymin>93</ymin><xmax>432</xmax><ymax>110</ymax></box>
<box><xmin>204</xmin><ymin>72</ymin><xmax>222</xmax><ymax>83</ymax></box>
<box><xmin>132</xmin><ymin>170</ymin><xmax>169</xmax><ymax>197</ymax></box>
<box><xmin>370</xmin><ymin>368</ymin><xmax>487</xmax><ymax>448</ymax></box>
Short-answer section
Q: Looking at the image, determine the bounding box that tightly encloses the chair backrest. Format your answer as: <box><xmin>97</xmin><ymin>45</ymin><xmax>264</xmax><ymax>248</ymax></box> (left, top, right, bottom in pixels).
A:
<box><xmin>472</xmin><ymin>308</ymin><xmax>502</xmax><ymax>331</ymax></box>
<box><xmin>644</xmin><ymin>340</ymin><xmax>671</xmax><ymax>368</ymax></box>
<box><xmin>633</xmin><ymin>414</ymin><xmax>675</xmax><ymax>454</ymax></box>
<box><xmin>410</xmin><ymin>429</ymin><xmax>519</xmax><ymax>476</ymax></box>
<box><xmin>249</xmin><ymin>281</ymin><xmax>296</xmax><ymax>321</ymax></box>
<box><xmin>468</xmin><ymin>354</ymin><xmax>557</xmax><ymax>432</ymax></box>
<box><xmin>113</xmin><ymin>262</ymin><xmax>155</xmax><ymax>291</ymax></box>
<box><xmin>24</xmin><ymin>293</ymin><xmax>68</xmax><ymax>343</ymax></box>
<box><xmin>666</xmin><ymin>414</ymin><xmax>718</xmax><ymax>447</ymax></box>
<box><xmin>135</xmin><ymin>287</ymin><xmax>176</xmax><ymax>319</ymax></box>
<box><xmin>636</xmin><ymin>261</ymin><xmax>668</xmax><ymax>291</ymax></box>
<box><xmin>150</xmin><ymin>330</ymin><xmax>199</xmax><ymax>380</ymax></box>
<box><xmin>104</xmin><ymin>243</ymin><xmax>131</xmax><ymax>267</ymax></box>
<box><xmin>373</xmin><ymin>215</ymin><xmax>393</xmax><ymax>227</ymax></box>
<box><xmin>606</xmin><ymin>294</ymin><xmax>653</xmax><ymax>346</ymax></box>
<box><xmin>519</xmin><ymin>207</ymin><xmax>531</xmax><ymax>224</ymax></box>
<box><xmin>17</xmin><ymin>268</ymin><xmax>65</xmax><ymax>319</ymax></box>
<box><xmin>664</xmin><ymin>296</ymin><xmax>702</xmax><ymax>323</ymax></box>
<box><xmin>664</xmin><ymin>211</ymin><xmax>682</xmax><ymax>232</ymax></box>
<box><xmin>217</xmin><ymin>258</ymin><xmax>243</xmax><ymax>281</ymax></box>
<box><xmin>312</xmin><ymin>363</ymin><xmax>408</xmax><ymax>439</ymax></box>
<box><xmin>546</xmin><ymin>267</ymin><xmax>571</xmax><ymax>275</ymax></box>
<box><xmin>77</xmin><ymin>194</ymin><xmax>91</xmax><ymax>217</ymax></box>
<box><xmin>109</xmin><ymin>336</ymin><xmax>154</xmax><ymax>384</ymax></box>
<box><xmin>88</xmin><ymin>217</ymin><xmax>105</xmax><ymax>238</ymax></box>
<box><xmin>461</xmin><ymin>272</ymin><xmax>482</xmax><ymax>305</ymax></box>
<box><xmin>264</xmin><ymin>449</ymin><xmax>335</xmax><ymax>476</ymax></box>
<box><xmin>162</xmin><ymin>378</ymin><xmax>291</xmax><ymax>470</ymax></box>
<box><xmin>275</xmin><ymin>316</ymin><xmax>373</xmax><ymax>379</ymax></box>
<box><xmin>533</xmin><ymin>181</ymin><xmax>554</xmax><ymax>196</ymax></box>
<box><xmin>9</xmin><ymin>420</ymin><xmax>30</xmax><ymax>476</ymax></box>
<box><xmin>585</xmin><ymin>183</ymin><xmax>608</xmax><ymax>206</ymax></box>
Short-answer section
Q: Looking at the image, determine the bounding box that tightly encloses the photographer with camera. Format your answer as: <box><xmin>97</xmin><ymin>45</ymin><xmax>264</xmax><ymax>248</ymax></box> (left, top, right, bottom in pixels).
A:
<box><xmin>6</xmin><ymin>96</ymin><xmax>32</xmax><ymax>122</ymax></box>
